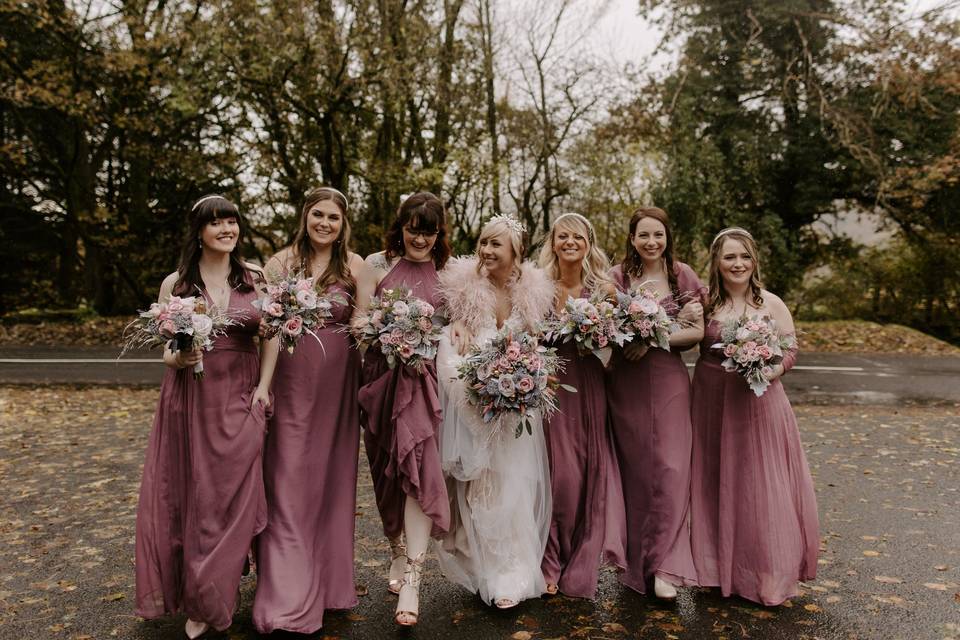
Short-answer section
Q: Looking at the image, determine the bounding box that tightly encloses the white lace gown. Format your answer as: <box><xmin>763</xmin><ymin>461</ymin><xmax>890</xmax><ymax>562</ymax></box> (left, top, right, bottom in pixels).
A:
<box><xmin>434</xmin><ymin>319</ymin><xmax>552</xmax><ymax>605</ymax></box>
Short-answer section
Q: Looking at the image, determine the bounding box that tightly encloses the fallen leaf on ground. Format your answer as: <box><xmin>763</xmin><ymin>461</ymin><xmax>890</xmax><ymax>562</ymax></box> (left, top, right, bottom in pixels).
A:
<box><xmin>874</xmin><ymin>576</ymin><xmax>903</xmax><ymax>584</ymax></box>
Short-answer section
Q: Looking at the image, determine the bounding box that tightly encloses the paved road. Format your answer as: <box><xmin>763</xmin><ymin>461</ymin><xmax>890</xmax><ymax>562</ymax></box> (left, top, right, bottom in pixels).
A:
<box><xmin>0</xmin><ymin>390</ymin><xmax>957</xmax><ymax>640</ymax></box>
<box><xmin>2</xmin><ymin>346</ymin><xmax>959</xmax><ymax>405</ymax></box>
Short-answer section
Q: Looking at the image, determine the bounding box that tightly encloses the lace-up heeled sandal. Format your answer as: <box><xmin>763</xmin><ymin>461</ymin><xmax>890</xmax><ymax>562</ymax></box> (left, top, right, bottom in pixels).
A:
<box><xmin>395</xmin><ymin>552</ymin><xmax>425</xmax><ymax>626</ymax></box>
<box><xmin>387</xmin><ymin>535</ymin><xmax>406</xmax><ymax>595</ymax></box>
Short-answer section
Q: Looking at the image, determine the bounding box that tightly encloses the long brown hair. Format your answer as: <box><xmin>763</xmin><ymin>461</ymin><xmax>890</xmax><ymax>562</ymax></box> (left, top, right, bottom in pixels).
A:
<box><xmin>290</xmin><ymin>186</ymin><xmax>355</xmax><ymax>299</ymax></box>
<box><xmin>621</xmin><ymin>206</ymin><xmax>679</xmax><ymax>296</ymax></box>
<box><xmin>706</xmin><ymin>227</ymin><xmax>764</xmax><ymax>315</ymax></box>
<box><xmin>173</xmin><ymin>195</ymin><xmax>256</xmax><ymax>297</ymax></box>
<box><xmin>384</xmin><ymin>192</ymin><xmax>451</xmax><ymax>269</ymax></box>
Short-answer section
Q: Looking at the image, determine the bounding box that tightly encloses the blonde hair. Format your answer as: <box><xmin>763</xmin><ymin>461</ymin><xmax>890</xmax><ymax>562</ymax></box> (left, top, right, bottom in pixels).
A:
<box><xmin>707</xmin><ymin>227</ymin><xmax>764</xmax><ymax>314</ymax></box>
<box><xmin>538</xmin><ymin>213</ymin><xmax>611</xmax><ymax>294</ymax></box>
<box><xmin>476</xmin><ymin>217</ymin><xmax>527</xmax><ymax>278</ymax></box>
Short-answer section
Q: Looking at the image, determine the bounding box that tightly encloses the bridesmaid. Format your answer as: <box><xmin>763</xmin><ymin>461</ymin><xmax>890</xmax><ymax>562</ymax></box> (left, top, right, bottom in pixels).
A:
<box><xmin>689</xmin><ymin>227</ymin><xmax>819</xmax><ymax>606</ymax></box>
<box><xmin>537</xmin><ymin>212</ymin><xmax>625</xmax><ymax>599</ymax></box>
<box><xmin>251</xmin><ymin>187</ymin><xmax>364</xmax><ymax>634</ymax></box>
<box><xmin>606</xmin><ymin>207</ymin><xmax>704</xmax><ymax>599</ymax></box>
<box><xmin>135</xmin><ymin>194</ymin><xmax>272</xmax><ymax>639</ymax></box>
<box><xmin>356</xmin><ymin>192</ymin><xmax>451</xmax><ymax>626</ymax></box>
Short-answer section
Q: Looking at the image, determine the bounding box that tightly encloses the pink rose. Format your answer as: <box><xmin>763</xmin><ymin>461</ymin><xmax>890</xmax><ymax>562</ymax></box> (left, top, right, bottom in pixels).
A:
<box><xmin>597</xmin><ymin>334</ymin><xmax>609</xmax><ymax>347</ymax></box>
<box><xmin>497</xmin><ymin>375</ymin><xmax>516</xmax><ymax>398</ymax></box>
<box><xmin>628</xmin><ymin>300</ymin><xmax>643</xmax><ymax>315</ymax></box>
<box><xmin>638</xmin><ymin>319</ymin><xmax>654</xmax><ymax>334</ymax></box>
<box><xmin>516</xmin><ymin>376</ymin><xmax>535</xmax><ymax>394</ymax></box>
<box><xmin>417</xmin><ymin>317</ymin><xmax>433</xmax><ymax>331</ymax></box>
<box><xmin>505</xmin><ymin>342</ymin><xmax>522</xmax><ymax>361</ymax></box>
<box><xmin>159</xmin><ymin>319</ymin><xmax>177</xmax><ymax>338</ymax></box>
<box><xmin>282</xmin><ymin>316</ymin><xmax>303</xmax><ymax>336</ymax></box>
<box><xmin>295</xmin><ymin>278</ymin><xmax>314</xmax><ymax>291</ymax></box>
<box><xmin>403</xmin><ymin>330</ymin><xmax>422</xmax><ymax>346</ymax></box>
<box><xmin>756</xmin><ymin>345</ymin><xmax>772</xmax><ymax>360</ymax></box>
<box><xmin>266</xmin><ymin>302</ymin><xmax>284</xmax><ymax>317</ymax></box>
<box><xmin>390</xmin><ymin>327</ymin><xmax>404</xmax><ymax>342</ymax></box>
<box><xmin>296</xmin><ymin>289</ymin><xmax>317</xmax><ymax>309</ymax></box>
<box><xmin>166</xmin><ymin>297</ymin><xmax>185</xmax><ymax>313</ymax></box>
<box><xmin>399</xmin><ymin>344</ymin><xmax>415</xmax><ymax>359</ymax></box>
<box><xmin>743</xmin><ymin>341</ymin><xmax>758</xmax><ymax>352</ymax></box>
<box><xmin>638</xmin><ymin>297</ymin><xmax>659</xmax><ymax>315</ymax></box>
<box><xmin>723</xmin><ymin>343</ymin><xmax>738</xmax><ymax>357</ymax></box>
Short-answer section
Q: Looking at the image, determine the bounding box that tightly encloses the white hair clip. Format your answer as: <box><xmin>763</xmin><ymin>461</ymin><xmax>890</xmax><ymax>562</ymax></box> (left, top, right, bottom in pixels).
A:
<box><xmin>488</xmin><ymin>214</ymin><xmax>525</xmax><ymax>236</ymax></box>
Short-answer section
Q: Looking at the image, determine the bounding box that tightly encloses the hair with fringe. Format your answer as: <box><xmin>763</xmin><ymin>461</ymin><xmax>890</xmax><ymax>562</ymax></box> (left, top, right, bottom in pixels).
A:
<box><xmin>290</xmin><ymin>186</ymin><xmax>355</xmax><ymax>299</ymax></box>
<box><xmin>384</xmin><ymin>192</ymin><xmax>451</xmax><ymax>269</ymax></box>
<box><xmin>621</xmin><ymin>206</ymin><xmax>679</xmax><ymax>296</ymax></box>
<box><xmin>707</xmin><ymin>227</ymin><xmax>764</xmax><ymax>314</ymax></box>
<box><xmin>173</xmin><ymin>194</ymin><xmax>257</xmax><ymax>297</ymax></box>
<box><xmin>475</xmin><ymin>216</ymin><xmax>527</xmax><ymax>279</ymax></box>
<box><xmin>538</xmin><ymin>213</ymin><xmax>611</xmax><ymax>294</ymax></box>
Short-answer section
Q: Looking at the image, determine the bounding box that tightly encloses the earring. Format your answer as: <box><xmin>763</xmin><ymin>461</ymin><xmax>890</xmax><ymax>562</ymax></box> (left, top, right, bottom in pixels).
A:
<box><xmin>197</xmin><ymin>238</ymin><xmax>202</xmax><ymax>249</ymax></box>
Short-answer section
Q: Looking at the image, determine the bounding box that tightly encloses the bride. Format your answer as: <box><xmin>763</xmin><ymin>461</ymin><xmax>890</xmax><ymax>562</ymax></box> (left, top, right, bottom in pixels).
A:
<box><xmin>434</xmin><ymin>215</ymin><xmax>555</xmax><ymax>608</ymax></box>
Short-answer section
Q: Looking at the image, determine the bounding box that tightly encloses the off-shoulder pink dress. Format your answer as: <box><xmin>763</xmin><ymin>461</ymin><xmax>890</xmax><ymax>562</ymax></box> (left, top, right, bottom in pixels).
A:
<box><xmin>688</xmin><ymin>319</ymin><xmax>819</xmax><ymax>605</ymax></box>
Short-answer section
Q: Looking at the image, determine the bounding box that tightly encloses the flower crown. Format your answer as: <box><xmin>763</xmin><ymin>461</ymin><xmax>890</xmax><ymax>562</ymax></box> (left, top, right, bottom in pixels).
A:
<box><xmin>488</xmin><ymin>214</ymin><xmax>525</xmax><ymax>236</ymax></box>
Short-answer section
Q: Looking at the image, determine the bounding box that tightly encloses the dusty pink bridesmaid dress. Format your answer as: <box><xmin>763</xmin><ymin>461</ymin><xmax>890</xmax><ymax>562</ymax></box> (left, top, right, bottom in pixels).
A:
<box><xmin>359</xmin><ymin>258</ymin><xmax>449</xmax><ymax>540</ymax></box>
<box><xmin>689</xmin><ymin>320</ymin><xmax>819</xmax><ymax>605</ymax></box>
<box><xmin>135</xmin><ymin>284</ymin><xmax>268</xmax><ymax>631</ymax></box>
<box><xmin>541</xmin><ymin>290</ymin><xmax>626</xmax><ymax>599</ymax></box>
<box><xmin>252</xmin><ymin>283</ymin><xmax>360</xmax><ymax>634</ymax></box>
<box><xmin>605</xmin><ymin>262</ymin><xmax>704</xmax><ymax>594</ymax></box>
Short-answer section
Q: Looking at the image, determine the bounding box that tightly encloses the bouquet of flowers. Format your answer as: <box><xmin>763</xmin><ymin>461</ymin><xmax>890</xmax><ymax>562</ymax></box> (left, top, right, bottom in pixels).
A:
<box><xmin>712</xmin><ymin>314</ymin><xmax>797</xmax><ymax>397</ymax></box>
<box><xmin>544</xmin><ymin>293</ymin><xmax>629</xmax><ymax>366</ymax></box>
<box><xmin>122</xmin><ymin>295</ymin><xmax>235</xmax><ymax>379</ymax></box>
<box><xmin>616</xmin><ymin>286</ymin><xmax>678</xmax><ymax>351</ymax></box>
<box><xmin>253</xmin><ymin>273</ymin><xmax>342</xmax><ymax>354</ymax></box>
<box><xmin>357</xmin><ymin>288</ymin><xmax>443</xmax><ymax>372</ymax></box>
<box><xmin>457</xmin><ymin>329</ymin><xmax>574</xmax><ymax>438</ymax></box>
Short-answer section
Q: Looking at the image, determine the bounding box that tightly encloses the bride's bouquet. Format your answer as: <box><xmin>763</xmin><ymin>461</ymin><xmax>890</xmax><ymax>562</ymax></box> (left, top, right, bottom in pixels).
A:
<box><xmin>712</xmin><ymin>315</ymin><xmax>797</xmax><ymax>397</ymax></box>
<box><xmin>616</xmin><ymin>286</ymin><xmax>678</xmax><ymax>351</ymax></box>
<box><xmin>253</xmin><ymin>273</ymin><xmax>342</xmax><ymax>354</ymax></box>
<box><xmin>544</xmin><ymin>293</ymin><xmax>629</xmax><ymax>366</ymax></box>
<box><xmin>357</xmin><ymin>288</ymin><xmax>443</xmax><ymax>372</ymax></box>
<box><xmin>122</xmin><ymin>295</ymin><xmax>235</xmax><ymax>379</ymax></box>
<box><xmin>458</xmin><ymin>329</ymin><xmax>573</xmax><ymax>437</ymax></box>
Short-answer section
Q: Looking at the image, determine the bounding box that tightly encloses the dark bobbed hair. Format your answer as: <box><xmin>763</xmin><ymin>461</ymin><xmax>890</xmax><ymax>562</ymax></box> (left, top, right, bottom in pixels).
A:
<box><xmin>384</xmin><ymin>192</ymin><xmax>451</xmax><ymax>270</ymax></box>
<box><xmin>173</xmin><ymin>194</ymin><xmax>257</xmax><ymax>297</ymax></box>
<box><xmin>290</xmin><ymin>186</ymin><xmax>355</xmax><ymax>299</ymax></box>
<box><xmin>621</xmin><ymin>206</ymin><xmax>678</xmax><ymax>296</ymax></box>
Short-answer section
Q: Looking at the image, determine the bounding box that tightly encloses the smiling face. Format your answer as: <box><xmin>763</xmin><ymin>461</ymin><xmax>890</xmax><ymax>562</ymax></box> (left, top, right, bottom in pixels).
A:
<box><xmin>717</xmin><ymin>237</ymin><xmax>755</xmax><ymax>287</ymax></box>
<box><xmin>402</xmin><ymin>221</ymin><xmax>439</xmax><ymax>263</ymax></box>
<box><xmin>552</xmin><ymin>221</ymin><xmax>588</xmax><ymax>266</ymax></box>
<box><xmin>478</xmin><ymin>230</ymin><xmax>515</xmax><ymax>277</ymax></box>
<box><xmin>631</xmin><ymin>216</ymin><xmax>667</xmax><ymax>264</ymax></box>
<box><xmin>306</xmin><ymin>199</ymin><xmax>344</xmax><ymax>248</ymax></box>
<box><xmin>199</xmin><ymin>216</ymin><xmax>240</xmax><ymax>254</ymax></box>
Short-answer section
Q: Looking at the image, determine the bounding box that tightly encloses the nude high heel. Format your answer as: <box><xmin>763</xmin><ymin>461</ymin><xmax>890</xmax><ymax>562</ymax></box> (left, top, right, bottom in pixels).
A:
<box><xmin>395</xmin><ymin>552</ymin><xmax>425</xmax><ymax>626</ymax></box>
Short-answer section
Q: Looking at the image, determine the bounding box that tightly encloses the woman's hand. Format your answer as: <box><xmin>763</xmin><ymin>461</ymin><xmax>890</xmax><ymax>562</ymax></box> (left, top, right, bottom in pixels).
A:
<box><xmin>165</xmin><ymin>348</ymin><xmax>202</xmax><ymax>370</ymax></box>
<box><xmin>451</xmin><ymin>320</ymin><xmax>473</xmax><ymax>356</ymax></box>
<box><xmin>676</xmin><ymin>300</ymin><xmax>703</xmax><ymax>327</ymax></box>
<box><xmin>258</xmin><ymin>318</ymin><xmax>278</xmax><ymax>339</ymax></box>
<box><xmin>623</xmin><ymin>342</ymin><xmax>649</xmax><ymax>362</ymax></box>
<box><xmin>251</xmin><ymin>385</ymin><xmax>271</xmax><ymax>409</ymax></box>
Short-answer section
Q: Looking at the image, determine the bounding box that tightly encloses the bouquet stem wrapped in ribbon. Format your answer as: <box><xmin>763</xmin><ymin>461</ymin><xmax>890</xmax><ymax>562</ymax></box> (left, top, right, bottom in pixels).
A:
<box><xmin>122</xmin><ymin>295</ymin><xmax>236</xmax><ymax>380</ymax></box>
<box><xmin>356</xmin><ymin>288</ymin><xmax>443</xmax><ymax>372</ymax></box>
<box><xmin>543</xmin><ymin>293</ymin><xmax>630</xmax><ymax>367</ymax></box>
<box><xmin>457</xmin><ymin>329</ymin><xmax>574</xmax><ymax>438</ymax></box>
<box><xmin>253</xmin><ymin>273</ymin><xmax>343</xmax><ymax>355</ymax></box>
<box><xmin>712</xmin><ymin>314</ymin><xmax>797</xmax><ymax>397</ymax></box>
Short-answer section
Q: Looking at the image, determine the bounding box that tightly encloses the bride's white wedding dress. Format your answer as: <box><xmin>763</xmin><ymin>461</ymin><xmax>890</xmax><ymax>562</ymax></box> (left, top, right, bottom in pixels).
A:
<box><xmin>434</xmin><ymin>319</ymin><xmax>552</xmax><ymax>605</ymax></box>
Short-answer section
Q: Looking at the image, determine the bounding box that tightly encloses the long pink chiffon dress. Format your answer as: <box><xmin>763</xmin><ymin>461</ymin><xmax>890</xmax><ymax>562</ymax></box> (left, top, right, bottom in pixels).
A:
<box><xmin>689</xmin><ymin>319</ymin><xmax>819</xmax><ymax>606</ymax></box>
<box><xmin>359</xmin><ymin>258</ymin><xmax>449</xmax><ymax>540</ymax></box>
<box><xmin>606</xmin><ymin>262</ymin><xmax>704</xmax><ymax>594</ymax></box>
<box><xmin>541</xmin><ymin>289</ymin><xmax>626</xmax><ymax>599</ymax></box>
<box><xmin>135</xmin><ymin>283</ymin><xmax>268</xmax><ymax>631</ymax></box>
<box><xmin>252</xmin><ymin>282</ymin><xmax>360</xmax><ymax>634</ymax></box>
